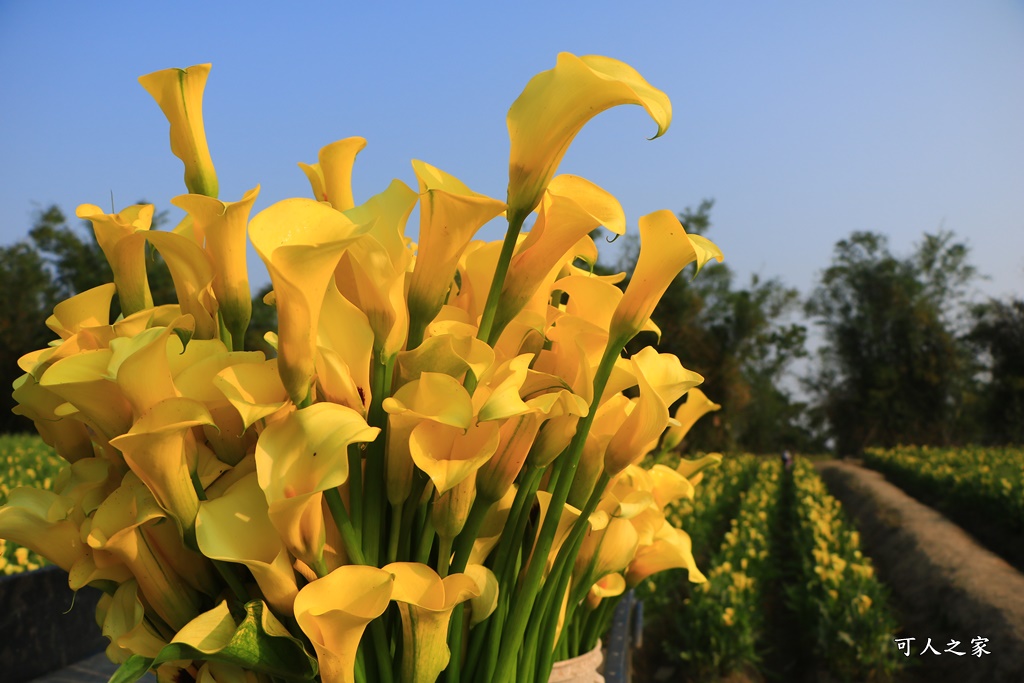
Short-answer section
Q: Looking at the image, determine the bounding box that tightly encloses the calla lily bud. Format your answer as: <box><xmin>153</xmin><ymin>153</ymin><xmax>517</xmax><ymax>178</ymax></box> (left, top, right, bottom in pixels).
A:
<box><xmin>138</xmin><ymin>64</ymin><xmax>218</xmax><ymax>197</ymax></box>
<box><xmin>299</xmin><ymin>137</ymin><xmax>367</xmax><ymax>210</ymax></box>
<box><xmin>76</xmin><ymin>204</ymin><xmax>155</xmax><ymax>317</ymax></box>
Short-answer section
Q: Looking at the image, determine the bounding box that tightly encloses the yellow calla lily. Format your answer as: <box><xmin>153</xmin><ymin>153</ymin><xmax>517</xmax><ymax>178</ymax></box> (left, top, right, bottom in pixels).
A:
<box><xmin>144</xmin><ymin>230</ymin><xmax>219</xmax><ymax>339</ymax></box>
<box><xmin>314</xmin><ymin>279</ymin><xmax>374</xmax><ymax>415</ymax></box>
<box><xmin>97</xmin><ymin>580</ymin><xmax>168</xmax><ymax>662</ymax></box>
<box><xmin>38</xmin><ymin>349</ymin><xmax>133</xmax><ymax>449</ymax></box>
<box><xmin>506</xmin><ymin>53</ymin><xmax>671</xmax><ymax>220</ymax></box>
<box><xmin>109</xmin><ymin>397</ymin><xmax>215</xmax><ymax>532</ymax></box>
<box><xmin>45</xmin><ymin>283</ymin><xmax>117</xmax><ymax>341</ymax></box>
<box><xmin>494</xmin><ymin>175</ymin><xmax>625</xmax><ymax>336</ymax></box>
<box><xmin>11</xmin><ymin>373</ymin><xmax>94</xmax><ymax>463</ymax></box>
<box><xmin>608</xmin><ymin>209</ymin><xmax>723</xmax><ymax>349</ymax></box>
<box><xmin>335</xmin><ymin>179</ymin><xmax>418</xmax><ymax>358</ymax></box>
<box><xmin>586</xmin><ymin>572</ymin><xmax>626</xmax><ymax>610</ymax></box>
<box><xmin>662</xmin><ymin>387</ymin><xmax>722</xmax><ymax>451</ymax></box>
<box><xmin>385</xmin><ymin>562</ymin><xmax>482</xmax><ymax>683</ymax></box>
<box><xmin>138</xmin><ymin>64</ymin><xmax>218</xmax><ymax>197</ymax></box>
<box><xmin>0</xmin><ymin>488</ymin><xmax>85</xmax><ymax>572</ymax></box>
<box><xmin>298</xmin><ymin>137</ymin><xmax>367</xmax><ymax>210</ymax></box>
<box><xmin>394</xmin><ymin>331</ymin><xmax>494</xmax><ymax>388</ymax></box>
<box><xmin>381</xmin><ymin>372</ymin><xmax>474</xmax><ymax>504</ymax></box>
<box><xmin>213</xmin><ymin>358</ymin><xmax>291</xmax><ymax>430</ymax></box>
<box><xmin>625</xmin><ymin>520</ymin><xmax>706</xmax><ymax>586</ymax></box>
<box><xmin>250</xmin><ymin>198</ymin><xmax>371</xmax><ymax>404</ymax></box>
<box><xmin>76</xmin><ymin>203</ymin><xmax>155</xmax><ymax>317</ymax></box>
<box><xmin>87</xmin><ymin>473</ymin><xmax>201</xmax><ymax>630</ymax></box>
<box><xmin>196</xmin><ymin>473</ymin><xmax>298</xmax><ymax>615</ymax></box>
<box><xmin>255</xmin><ymin>403</ymin><xmax>379</xmax><ymax>572</ymax></box>
<box><xmin>410</xmin><ymin>420</ymin><xmax>501</xmax><ymax>495</ymax></box>
<box><xmin>406</xmin><ymin>161</ymin><xmax>506</xmax><ymax>346</ymax></box>
<box><xmin>172</xmin><ymin>186</ymin><xmax>260</xmax><ymax>348</ymax></box>
<box><xmin>294</xmin><ymin>565</ymin><xmax>394</xmax><ymax>683</ymax></box>
<box><xmin>575</xmin><ymin>516</ymin><xmax>640</xmax><ymax>584</ymax></box>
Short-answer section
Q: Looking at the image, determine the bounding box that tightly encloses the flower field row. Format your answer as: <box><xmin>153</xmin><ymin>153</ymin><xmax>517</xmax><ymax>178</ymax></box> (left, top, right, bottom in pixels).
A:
<box><xmin>787</xmin><ymin>458</ymin><xmax>902</xmax><ymax>681</ymax></box>
<box><xmin>862</xmin><ymin>445</ymin><xmax>1024</xmax><ymax>538</ymax></box>
<box><xmin>672</xmin><ymin>458</ymin><xmax>781</xmax><ymax>679</ymax></box>
<box><xmin>645</xmin><ymin>455</ymin><xmax>903</xmax><ymax>681</ymax></box>
<box><xmin>0</xmin><ymin>434</ymin><xmax>63</xmax><ymax>574</ymax></box>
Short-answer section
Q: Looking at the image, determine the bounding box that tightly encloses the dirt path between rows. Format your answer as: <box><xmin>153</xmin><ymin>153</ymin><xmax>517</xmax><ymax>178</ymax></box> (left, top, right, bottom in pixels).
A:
<box><xmin>816</xmin><ymin>460</ymin><xmax>1024</xmax><ymax>683</ymax></box>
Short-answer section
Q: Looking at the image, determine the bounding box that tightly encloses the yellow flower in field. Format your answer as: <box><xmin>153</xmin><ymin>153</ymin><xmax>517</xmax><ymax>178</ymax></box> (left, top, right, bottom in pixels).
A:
<box><xmin>722</xmin><ymin>607</ymin><xmax>735</xmax><ymax>626</ymax></box>
<box><xmin>853</xmin><ymin>594</ymin><xmax>872</xmax><ymax>615</ymax></box>
<box><xmin>138</xmin><ymin>64</ymin><xmax>218</xmax><ymax>197</ymax></box>
<box><xmin>506</xmin><ymin>53</ymin><xmax>671</xmax><ymax>221</ymax></box>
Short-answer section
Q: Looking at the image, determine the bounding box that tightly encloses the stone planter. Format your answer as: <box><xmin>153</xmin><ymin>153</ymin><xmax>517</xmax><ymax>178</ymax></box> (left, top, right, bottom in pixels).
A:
<box><xmin>0</xmin><ymin>566</ymin><xmax>106</xmax><ymax>682</ymax></box>
<box><xmin>549</xmin><ymin>640</ymin><xmax>604</xmax><ymax>683</ymax></box>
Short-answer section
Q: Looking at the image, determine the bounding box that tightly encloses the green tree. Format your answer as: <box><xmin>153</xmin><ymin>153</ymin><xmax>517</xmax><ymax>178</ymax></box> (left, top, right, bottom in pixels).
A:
<box><xmin>805</xmin><ymin>231</ymin><xmax>976</xmax><ymax>454</ymax></box>
<box><xmin>968</xmin><ymin>298</ymin><xmax>1024</xmax><ymax>444</ymax></box>
<box><xmin>0</xmin><ymin>242</ymin><xmax>60</xmax><ymax>432</ymax></box>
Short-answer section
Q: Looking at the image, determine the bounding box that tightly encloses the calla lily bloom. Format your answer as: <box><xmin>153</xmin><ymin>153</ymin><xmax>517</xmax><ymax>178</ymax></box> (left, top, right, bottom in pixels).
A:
<box><xmin>97</xmin><ymin>580</ymin><xmax>168</xmax><ymax>662</ymax></box>
<box><xmin>335</xmin><ymin>179</ymin><xmax>418</xmax><ymax>359</ymax></box>
<box><xmin>144</xmin><ymin>231</ymin><xmax>219</xmax><ymax>339</ymax></box>
<box><xmin>11</xmin><ymin>373</ymin><xmax>94</xmax><ymax>463</ymax></box>
<box><xmin>45</xmin><ymin>283</ymin><xmax>117</xmax><ymax>341</ymax></box>
<box><xmin>385</xmin><ymin>562</ymin><xmax>482</xmax><ymax>683</ymax></box>
<box><xmin>294</xmin><ymin>565</ymin><xmax>394</xmax><ymax>683</ymax></box>
<box><xmin>586</xmin><ymin>572</ymin><xmax>627</xmax><ymax>609</ymax></box>
<box><xmin>406</xmin><ymin>161</ymin><xmax>506</xmax><ymax>345</ymax></box>
<box><xmin>87</xmin><ymin>474</ymin><xmax>201</xmax><ymax>630</ymax></box>
<box><xmin>109</xmin><ymin>397</ymin><xmax>215</xmax><ymax>533</ymax></box>
<box><xmin>314</xmin><ymin>279</ymin><xmax>374</xmax><ymax>415</ymax></box>
<box><xmin>213</xmin><ymin>359</ymin><xmax>291</xmax><ymax>430</ymax></box>
<box><xmin>608</xmin><ymin>210</ymin><xmax>723</xmax><ymax>349</ymax></box>
<box><xmin>196</xmin><ymin>473</ymin><xmax>299</xmax><ymax>614</ymax></box>
<box><xmin>494</xmin><ymin>175</ymin><xmax>625</xmax><ymax>336</ymax></box>
<box><xmin>299</xmin><ymin>137</ymin><xmax>367</xmax><ymax>210</ymax></box>
<box><xmin>0</xmin><ymin>488</ymin><xmax>85</xmax><ymax>572</ymax></box>
<box><xmin>249</xmin><ymin>198</ymin><xmax>372</xmax><ymax>404</ymax></box>
<box><xmin>255</xmin><ymin>403</ymin><xmax>379</xmax><ymax>572</ymax></box>
<box><xmin>76</xmin><ymin>204</ymin><xmax>155</xmax><ymax>317</ymax></box>
<box><xmin>662</xmin><ymin>388</ymin><xmax>722</xmax><ymax>451</ymax></box>
<box><xmin>410</xmin><ymin>420</ymin><xmax>501</xmax><ymax>496</ymax></box>
<box><xmin>626</xmin><ymin>520</ymin><xmax>706</xmax><ymax>586</ymax></box>
<box><xmin>172</xmin><ymin>186</ymin><xmax>260</xmax><ymax>348</ymax></box>
<box><xmin>506</xmin><ymin>53</ymin><xmax>671</xmax><ymax>220</ymax></box>
<box><xmin>138</xmin><ymin>64</ymin><xmax>218</xmax><ymax>197</ymax></box>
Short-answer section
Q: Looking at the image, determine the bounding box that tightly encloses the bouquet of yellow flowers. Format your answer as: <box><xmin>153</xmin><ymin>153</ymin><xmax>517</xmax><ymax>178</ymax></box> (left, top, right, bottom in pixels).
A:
<box><xmin>1</xmin><ymin>54</ymin><xmax>723</xmax><ymax>683</ymax></box>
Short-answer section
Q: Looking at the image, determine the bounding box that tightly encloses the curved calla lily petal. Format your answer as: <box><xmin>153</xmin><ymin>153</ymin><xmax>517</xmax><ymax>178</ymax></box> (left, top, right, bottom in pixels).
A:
<box><xmin>138</xmin><ymin>64</ymin><xmax>218</xmax><ymax>197</ymax></box>
<box><xmin>196</xmin><ymin>473</ymin><xmax>298</xmax><ymax>615</ymax></box>
<box><xmin>506</xmin><ymin>53</ymin><xmax>671</xmax><ymax>220</ymax></box>
<box><xmin>609</xmin><ymin>210</ymin><xmax>723</xmax><ymax>349</ymax></box>
<box><xmin>0</xmin><ymin>487</ymin><xmax>85</xmax><ymax>571</ymax></box>
<box><xmin>626</xmin><ymin>520</ymin><xmax>706</xmax><ymax>586</ymax></box>
<box><xmin>76</xmin><ymin>204</ymin><xmax>155</xmax><ymax>317</ymax></box>
<box><xmin>406</xmin><ymin>161</ymin><xmax>506</xmax><ymax>346</ymax></box>
<box><xmin>298</xmin><ymin>137</ymin><xmax>367</xmax><ymax>210</ymax></box>
<box><xmin>294</xmin><ymin>565</ymin><xmax>394</xmax><ymax>683</ymax></box>
<box><xmin>255</xmin><ymin>403</ymin><xmax>378</xmax><ymax>571</ymax></box>
<box><xmin>385</xmin><ymin>562</ymin><xmax>481</xmax><ymax>683</ymax></box>
<box><xmin>172</xmin><ymin>186</ymin><xmax>260</xmax><ymax>348</ymax></box>
<box><xmin>249</xmin><ymin>198</ymin><xmax>371</xmax><ymax>404</ymax></box>
<box><xmin>97</xmin><ymin>580</ymin><xmax>168</xmax><ymax>662</ymax></box>
<box><xmin>662</xmin><ymin>388</ymin><xmax>722</xmax><ymax>451</ymax></box>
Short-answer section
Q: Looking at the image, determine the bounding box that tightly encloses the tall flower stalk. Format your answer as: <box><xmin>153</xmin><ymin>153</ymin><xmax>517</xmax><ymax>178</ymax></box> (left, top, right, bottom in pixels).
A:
<box><xmin>2</xmin><ymin>54</ymin><xmax>725</xmax><ymax>683</ymax></box>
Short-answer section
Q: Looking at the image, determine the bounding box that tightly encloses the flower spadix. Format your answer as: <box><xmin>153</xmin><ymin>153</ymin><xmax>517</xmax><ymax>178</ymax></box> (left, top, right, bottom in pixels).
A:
<box><xmin>138</xmin><ymin>64</ymin><xmax>218</xmax><ymax>197</ymax></box>
<box><xmin>506</xmin><ymin>53</ymin><xmax>671</xmax><ymax>220</ymax></box>
<box><xmin>609</xmin><ymin>209</ymin><xmax>723</xmax><ymax>349</ymax></box>
<box><xmin>255</xmin><ymin>403</ymin><xmax>379</xmax><ymax>572</ymax></box>
<box><xmin>249</xmin><ymin>198</ymin><xmax>371</xmax><ymax>404</ymax></box>
<box><xmin>294</xmin><ymin>565</ymin><xmax>394</xmax><ymax>683</ymax></box>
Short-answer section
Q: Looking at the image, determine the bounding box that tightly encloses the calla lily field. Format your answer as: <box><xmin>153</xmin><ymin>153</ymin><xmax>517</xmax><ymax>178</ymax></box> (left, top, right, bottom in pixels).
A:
<box><xmin>0</xmin><ymin>54</ymin><xmax>728</xmax><ymax>683</ymax></box>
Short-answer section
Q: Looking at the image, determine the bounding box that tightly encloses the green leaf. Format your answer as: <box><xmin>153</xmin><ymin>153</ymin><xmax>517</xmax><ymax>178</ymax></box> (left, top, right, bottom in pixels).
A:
<box><xmin>151</xmin><ymin>600</ymin><xmax>318</xmax><ymax>681</ymax></box>
<box><xmin>107</xmin><ymin>654</ymin><xmax>154</xmax><ymax>683</ymax></box>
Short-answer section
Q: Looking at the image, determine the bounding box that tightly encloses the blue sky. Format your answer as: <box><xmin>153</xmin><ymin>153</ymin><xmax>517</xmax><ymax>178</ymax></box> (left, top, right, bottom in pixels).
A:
<box><xmin>2</xmin><ymin>0</ymin><xmax>1022</xmax><ymax>306</ymax></box>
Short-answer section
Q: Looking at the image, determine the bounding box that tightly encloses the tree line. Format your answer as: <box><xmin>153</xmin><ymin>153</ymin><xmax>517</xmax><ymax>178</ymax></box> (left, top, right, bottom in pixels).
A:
<box><xmin>2</xmin><ymin>203</ymin><xmax>1021</xmax><ymax>454</ymax></box>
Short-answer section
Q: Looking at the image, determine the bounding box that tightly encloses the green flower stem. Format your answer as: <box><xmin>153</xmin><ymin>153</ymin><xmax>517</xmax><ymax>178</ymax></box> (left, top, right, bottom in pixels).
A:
<box><xmin>386</xmin><ymin>502</ymin><xmax>403</xmax><ymax>564</ymax></box>
<box><xmin>533</xmin><ymin>471</ymin><xmax>610</xmax><ymax>679</ymax></box>
<box><xmin>362</xmin><ymin>354</ymin><xmax>395</xmax><ymax>565</ymax></box>
<box><xmin>323</xmin><ymin>487</ymin><xmax>394</xmax><ymax>683</ymax></box>
<box><xmin>477</xmin><ymin>209</ymin><xmax>528</xmax><ymax>346</ymax></box>
<box><xmin>414</xmin><ymin>511</ymin><xmax>435</xmax><ymax>565</ymax></box>
<box><xmin>347</xmin><ymin>443</ymin><xmax>363</xmax><ymax>549</ymax></box>
<box><xmin>448</xmin><ymin>496</ymin><xmax>492</xmax><ymax>575</ymax></box>
<box><xmin>490</xmin><ymin>466</ymin><xmax>543</xmax><ymax>589</ymax></box>
<box><xmin>446</xmin><ymin>604</ymin><xmax>466</xmax><ymax>683</ymax></box>
<box><xmin>491</xmin><ymin>346</ymin><xmax>621</xmax><ymax>683</ymax></box>
<box><xmin>437</xmin><ymin>536</ymin><xmax>453</xmax><ymax>577</ymax></box>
